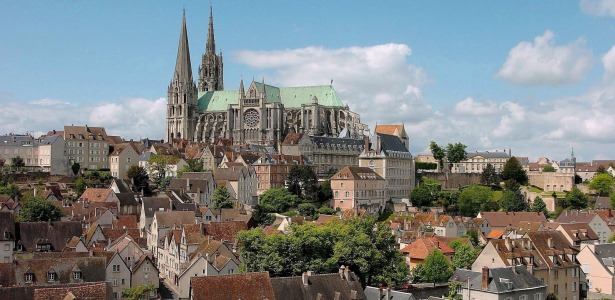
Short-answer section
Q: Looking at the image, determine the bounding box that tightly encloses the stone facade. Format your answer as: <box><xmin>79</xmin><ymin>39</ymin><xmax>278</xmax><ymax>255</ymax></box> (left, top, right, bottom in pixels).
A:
<box><xmin>165</xmin><ymin>8</ymin><xmax>366</xmax><ymax>146</ymax></box>
<box><xmin>331</xmin><ymin>166</ymin><xmax>385</xmax><ymax>213</ymax></box>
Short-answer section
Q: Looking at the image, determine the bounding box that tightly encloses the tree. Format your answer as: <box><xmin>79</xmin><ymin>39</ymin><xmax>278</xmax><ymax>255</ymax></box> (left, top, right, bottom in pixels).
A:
<box><xmin>11</xmin><ymin>156</ymin><xmax>25</xmax><ymax>171</ymax></box>
<box><xmin>563</xmin><ymin>187</ymin><xmax>588</xmax><ymax>209</ymax></box>
<box><xmin>317</xmin><ymin>180</ymin><xmax>333</xmax><ymax>203</ymax></box>
<box><xmin>212</xmin><ymin>185</ymin><xmax>233</xmax><ymax>210</ymax></box>
<box><xmin>542</xmin><ymin>165</ymin><xmax>556</xmax><ymax>172</ymax></box>
<box><xmin>0</xmin><ymin>158</ymin><xmax>5</xmax><ymax>171</ymax></box>
<box><xmin>75</xmin><ymin>177</ymin><xmax>87</xmax><ymax>197</ymax></box>
<box><xmin>410</xmin><ymin>184</ymin><xmax>434</xmax><ymax>207</ymax></box>
<box><xmin>501</xmin><ymin>157</ymin><xmax>528</xmax><ymax>185</ymax></box>
<box><xmin>589</xmin><ymin>173</ymin><xmax>614</xmax><ymax>196</ymax></box>
<box><xmin>458</xmin><ymin>185</ymin><xmax>495</xmax><ymax>216</ymax></box>
<box><xmin>0</xmin><ymin>183</ymin><xmax>21</xmax><ymax>200</ymax></box>
<box><xmin>260</xmin><ymin>187</ymin><xmax>300</xmax><ymax>213</ymax></box>
<box><xmin>286</xmin><ymin>165</ymin><xmax>319</xmax><ymax>201</ymax></box>
<box><xmin>464</xmin><ymin>229</ymin><xmax>480</xmax><ymax>248</ymax></box>
<box><xmin>251</xmin><ymin>204</ymin><xmax>275</xmax><ymax>226</ymax></box>
<box><xmin>421</xmin><ymin>249</ymin><xmax>453</xmax><ymax>285</ymax></box>
<box><xmin>451</xmin><ymin>243</ymin><xmax>477</xmax><ymax>270</ymax></box>
<box><xmin>546</xmin><ymin>293</ymin><xmax>558</xmax><ymax>300</ymax></box>
<box><xmin>430</xmin><ymin>141</ymin><xmax>446</xmax><ymax>171</ymax></box>
<box><xmin>177</xmin><ymin>158</ymin><xmax>204</xmax><ymax>177</ymax></box>
<box><xmin>71</xmin><ymin>162</ymin><xmax>80</xmax><ymax>176</ymax></box>
<box><xmin>147</xmin><ymin>154</ymin><xmax>176</xmax><ymax>186</ymax></box>
<box><xmin>445</xmin><ymin>143</ymin><xmax>468</xmax><ymax>169</ymax></box>
<box><xmin>18</xmin><ymin>195</ymin><xmax>62</xmax><ymax>222</ymax></box>
<box><xmin>531</xmin><ymin>196</ymin><xmax>549</xmax><ymax>216</ymax></box>
<box><xmin>297</xmin><ymin>203</ymin><xmax>317</xmax><ymax>218</ymax></box>
<box><xmin>480</xmin><ymin>163</ymin><xmax>500</xmax><ymax>186</ymax></box>
<box><xmin>126</xmin><ymin>165</ymin><xmax>150</xmax><ymax>194</ymax></box>
<box><xmin>122</xmin><ymin>284</ymin><xmax>156</xmax><ymax>300</ymax></box>
<box><xmin>447</xmin><ymin>281</ymin><xmax>463</xmax><ymax>300</ymax></box>
<box><xmin>500</xmin><ymin>190</ymin><xmax>528</xmax><ymax>212</ymax></box>
<box><xmin>597</xmin><ymin>165</ymin><xmax>608</xmax><ymax>174</ymax></box>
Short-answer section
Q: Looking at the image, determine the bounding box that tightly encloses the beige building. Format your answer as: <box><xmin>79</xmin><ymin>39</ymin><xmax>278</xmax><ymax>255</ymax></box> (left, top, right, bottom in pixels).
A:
<box><xmin>253</xmin><ymin>154</ymin><xmax>306</xmax><ymax>195</ymax></box>
<box><xmin>556</xmin><ymin>210</ymin><xmax>612</xmax><ymax>244</ymax></box>
<box><xmin>331</xmin><ymin>166</ymin><xmax>385</xmax><ymax>213</ymax></box>
<box><xmin>0</xmin><ymin>134</ymin><xmax>41</xmax><ymax>171</ymax></box>
<box><xmin>48</xmin><ymin>125</ymin><xmax>112</xmax><ymax>170</ymax></box>
<box><xmin>109</xmin><ymin>143</ymin><xmax>141</xmax><ymax>179</ymax></box>
<box><xmin>37</xmin><ymin>135</ymin><xmax>70</xmax><ymax>176</ymax></box>
<box><xmin>451</xmin><ymin>150</ymin><xmax>510</xmax><ymax>174</ymax></box>
<box><xmin>214</xmin><ymin>166</ymin><xmax>258</xmax><ymax>209</ymax></box>
<box><xmin>528</xmin><ymin>171</ymin><xmax>574</xmax><ymax>192</ymax></box>
<box><xmin>359</xmin><ymin>133</ymin><xmax>414</xmax><ymax>201</ymax></box>
<box><xmin>578</xmin><ymin>243</ymin><xmax>615</xmax><ymax>299</ymax></box>
<box><xmin>451</xmin><ymin>267</ymin><xmax>546</xmax><ymax>300</ymax></box>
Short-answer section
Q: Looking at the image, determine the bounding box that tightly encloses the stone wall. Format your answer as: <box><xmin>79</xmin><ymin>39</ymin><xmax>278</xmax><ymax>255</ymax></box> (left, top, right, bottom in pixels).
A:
<box><xmin>421</xmin><ymin>172</ymin><xmax>482</xmax><ymax>189</ymax></box>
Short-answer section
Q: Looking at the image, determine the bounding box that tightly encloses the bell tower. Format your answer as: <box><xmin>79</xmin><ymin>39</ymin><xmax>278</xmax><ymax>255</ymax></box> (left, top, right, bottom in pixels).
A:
<box><xmin>166</xmin><ymin>10</ymin><xmax>198</xmax><ymax>142</ymax></box>
<box><xmin>198</xmin><ymin>6</ymin><xmax>224</xmax><ymax>92</ymax></box>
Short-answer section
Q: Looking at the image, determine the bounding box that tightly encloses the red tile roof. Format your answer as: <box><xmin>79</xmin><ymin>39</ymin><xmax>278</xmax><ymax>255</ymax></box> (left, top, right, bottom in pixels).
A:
<box><xmin>190</xmin><ymin>272</ymin><xmax>275</xmax><ymax>300</ymax></box>
<box><xmin>401</xmin><ymin>237</ymin><xmax>455</xmax><ymax>260</ymax></box>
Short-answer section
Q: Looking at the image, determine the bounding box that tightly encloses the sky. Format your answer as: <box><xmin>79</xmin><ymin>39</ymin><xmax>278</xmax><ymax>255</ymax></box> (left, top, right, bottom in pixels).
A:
<box><xmin>2</xmin><ymin>1</ymin><xmax>615</xmax><ymax>162</ymax></box>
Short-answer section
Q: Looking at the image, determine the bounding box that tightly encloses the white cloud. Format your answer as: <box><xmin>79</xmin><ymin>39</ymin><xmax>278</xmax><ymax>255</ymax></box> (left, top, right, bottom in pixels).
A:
<box><xmin>602</xmin><ymin>45</ymin><xmax>615</xmax><ymax>79</ymax></box>
<box><xmin>0</xmin><ymin>97</ymin><xmax>165</xmax><ymax>140</ymax></box>
<box><xmin>496</xmin><ymin>30</ymin><xmax>592</xmax><ymax>85</ymax></box>
<box><xmin>234</xmin><ymin>43</ymin><xmax>432</xmax><ymax>125</ymax></box>
<box><xmin>580</xmin><ymin>0</ymin><xmax>615</xmax><ymax>17</ymax></box>
<box><xmin>454</xmin><ymin>97</ymin><xmax>498</xmax><ymax>116</ymax></box>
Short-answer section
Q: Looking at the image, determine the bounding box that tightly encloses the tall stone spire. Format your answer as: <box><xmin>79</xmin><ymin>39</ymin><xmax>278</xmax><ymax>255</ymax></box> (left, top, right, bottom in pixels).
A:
<box><xmin>206</xmin><ymin>5</ymin><xmax>215</xmax><ymax>55</ymax></box>
<box><xmin>174</xmin><ymin>10</ymin><xmax>193</xmax><ymax>83</ymax></box>
<box><xmin>199</xmin><ymin>5</ymin><xmax>224</xmax><ymax>92</ymax></box>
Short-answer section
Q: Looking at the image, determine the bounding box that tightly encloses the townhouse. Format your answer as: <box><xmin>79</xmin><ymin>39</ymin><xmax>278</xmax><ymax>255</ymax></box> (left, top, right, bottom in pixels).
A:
<box><xmin>330</xmin><ymin>166</ymin><xmax>385</xmax><ymax>214</ymax></box>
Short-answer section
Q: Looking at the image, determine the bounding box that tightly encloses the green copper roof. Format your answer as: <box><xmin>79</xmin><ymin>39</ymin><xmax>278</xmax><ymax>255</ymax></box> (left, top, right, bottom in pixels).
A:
<box><xmin>197</xmin><ymin>83</ymin><xmax>345</xmax><ymax>112</ymax></box>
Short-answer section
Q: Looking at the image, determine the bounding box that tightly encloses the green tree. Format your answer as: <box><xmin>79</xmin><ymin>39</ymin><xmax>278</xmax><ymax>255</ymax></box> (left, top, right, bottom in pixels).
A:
<box><xmin>430</xmin><ymin>141</ymin><xmax>446</xmax><ymax>171</ymax></box>
<box><xmin>451</xmin><ymin>243</ymin><xmax>477</xmax><ymax>270</ymax></box>
<box><xmin>122</xmin><ymin>284</ymin><xmax>156</xmax><ymax>300</ymax></box>
<box><xmin>75</xmin><ymin>177</ymin><xmax>87</xmax><ymax>197</ymax></box>
<box><xmin>563</xmin><ymin>187</ymin><xmax>589</xmax><ymax>209</ymax></box>
<box><xmin>480</xmin><ymin>163</ymin><xmax>500</xmax><ymax>186</ymax></box>
<box><xmin>542</xmin><ymin>165</ymin><xmax>556</xmax><ymax>172</ymax></box>
<box><xmin>410</xmin><ymin>184</ymin><xmax>435</xmax><ymax>207</ymax></box>
<box><xmin>147</xmin><ymin>154</ymin><xmax>177</xmax><ymax>186</ymax></box>
<box><xmin>297</xmin><ymin>203</ymin><xmax>317</xmax><ymax>218</ymax></box>
<box><xmin>597</xmin><ymin>165</ymin><xmax>608</xmax><ymax>174</ymax></box>
<box><xmin>445</xmin><ymin>142</ymin><xmax>468</xmax><ymax>169</ymax></box>
<box><xmin>177</xmin><ymin>158</ymin><xmax>204</xmax><ymax>177</ymax></box>
<box><xmin>546</xmin><ymin>293</ymin><xmax>558</xmax><ymax>300</ymax></box>
<box><xmin>0</xmin><ymin>183</ymin><xmax>21</xmax><ymax>200</ymax></box>
<box><xmin>251</xmin><ymin>204</ymin><xmax>275</xmax><ymax>226</ymax></box>
<box><xmin>500</xmin><ymin>190</ymin><xmax>528</xmax><ymax>212</ymax></box>
<box><xmin>11</xmin><ymin>156</ymin><xmax>25</xmax><ymax>171</ymax></box>
<box><xmin>531</xmin><ymin>196</ymin><xmax>549</xmax><ymax>216</ymax></box>
<box><xmin>463</xmin><ymin>229</ymin><xmax>480</xmax><ymax>248</ymax></box>
<box><xmin>589</xmin><ymin>173</ymin><xmax>614</xmax><ymax>196</ymax></box>
<box><xmin>447</xmin><ymin>281</ymin><xmax>463</xmax><ymax>300</ymax></box>
<box><xmin>71</xmin><ymin>162</ymin><xmax>80</xmax><ymax>176</ymax></box>
<box><xmin>501</xmin><ymin>157</ymin><xmax>528</xmax><ymax>185</ymax></box>
<box><xmin>126</xmin><ymin>165</ymin><xmax>150</xmax><ymax>194</ymax></box>
<box><xmin>286</xmin><ymin>165</ymin><xmax>319</xmax><ymax>201</ymax></box>
<box><xmin>212</xmin><ymin>185</ymin><xmax>233</xmax><ymax>210</ymax></box>
<box><xmin>18</xmin><ymin>195</ymin><xmax>62</xmax><ymax>222</ymax></box>
<box><xmin>317</xmin><ymin>180</ymin><xmax>333</xmax><ymax>203</ymax></box>
<box><xmin>458</xmin><ymin>185</ymin><xmax>495</xmax><ymax>216</ymax></box>
<box><xmin>422</xmin><ymin>249</ymin><xmax>453</xmax><ymax>285</ymax></box>
<box><xmin>260</xmin><ymin>187</ymin><xmax>300</xmax><ymax>213</ymax></box>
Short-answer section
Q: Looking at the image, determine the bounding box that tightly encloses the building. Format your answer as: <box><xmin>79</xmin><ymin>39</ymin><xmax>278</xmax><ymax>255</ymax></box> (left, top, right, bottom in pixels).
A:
<box><xmin>213</xmin><ymin>166</ymin><xmax>257</xmax><ymax>209</ymax></box>
<box><xmin>165</xmin><ymin>8</ymin><xmax>366</xmax><ymax>146</ymax></box>
<box><xmin>0</xmin><ymin>134</ymin><xmax>40</xmax><ymax>171</ymax></box>
<box><xmin>527</xmin><ymin>172</ymin><xmax>574</xmax><ymax>192</ymax></box>
<box><xmin>48</xmin><ymin>125</ymin><xmax>111</xmax><ymax>170</ymax></box>
<box><xmin>331</xmin><ymin>166</ymin><xmax>385</xmax><ymax>213</ymax></box>
<box><xmin>374</xmin><ymin>124</ymin><xmax>409</xmax><ymax>150</ymax></box>
<box><xmin>450</xmin><ymin>150</ymin><xmax>510</xmax><ymax>174</ymax></box>
<box><xmin>37</xmin><ymin>135</ymin><xmax>70</xmax><ymax>176</ymax></box>
<box><xmin>358</xmin><ymin>133</ymin><xmax>414</xmax><ymax>201</ymax></box>
<box><xmin>401</xmin><ymin>237</ymin><xmax>455</xmax><ymax>271</ymax></box>
<box><xmin>109</xmin><ymin>143</ymin><xmax>141</xmax><ymax>179</ymax></box>
<box><xmin>450</xmin><ymin>266</ymin><xmax>546</xmax><ymax>300</ymax></box>
<box><xmin>253</xmin><ymin>154</ymin><xmax>306</xmax><ymax>195</ymax></box>
<box><xmin>577</xmin><ymin>243</ymin><xmax>615</xmax><ymax>299</ymax></box>
<box><xmin>555</xmin><ymin>210</ymin><xmax>612</xmax><ymax>244</ymax></box>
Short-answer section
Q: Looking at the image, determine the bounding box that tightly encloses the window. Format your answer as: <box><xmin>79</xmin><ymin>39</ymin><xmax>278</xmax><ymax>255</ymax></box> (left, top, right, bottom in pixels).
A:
<box><xmin>25</xmin><ymin>273</ymin><xmax>33</xmax><ymax>283</ymax></box>
<box><xmin>47</xmin><ymin>272</ymin><xmax>56</xmax><ymax>282</ymax></box>
<box><xmin>113</xmin><ymin>264</ymin><xmax>120</xmax><ymax>272</ymax></box>
<box><xmin>519</xmin><ymin>296</ymin><xmax>527</xmax><ymax>300</ymax></box>
<box><xmin>4</xmin><ymin>244</ymin><xmax>8</xmax><ymax>251</ymax></box>
<box><xmin>73</xmin><ymin>271</ymin><xmax>81</xmax><ymax>280</ymax></box>
<box><xmin>534</xmin><ymin>293</ymin><xmax>542</xmax><ymax>300</ymax></box>
<box><xmin>112</xmin><ymin>279</ymin><xmax>118</xmax><ymax>286</ymax></box>
<box><xmin>122</xmin><ymin>278</ymin><xmax>125</xmax><ymax>285</ymax></box>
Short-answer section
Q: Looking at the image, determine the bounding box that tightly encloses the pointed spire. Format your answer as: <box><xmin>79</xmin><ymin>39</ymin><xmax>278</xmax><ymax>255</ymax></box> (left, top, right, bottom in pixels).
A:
<box><xmin>239</xmin><ymin>77</ymin><xmax>245</xmax><ymax>97</ymax></box>
<box><xmin>206</xmin><ymin>5</ymin><xmax>216</xmax><ymax>55</ymax></box>
<box><xmin>174</xmin><ymin>10</ymin><xmax>193</xmax><ymax>83</ymax></box>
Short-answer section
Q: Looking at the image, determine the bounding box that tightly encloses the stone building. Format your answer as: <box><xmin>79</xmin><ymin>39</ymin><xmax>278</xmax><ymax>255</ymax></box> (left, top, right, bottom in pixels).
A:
<box><xmin>165</xmin><ymin>8</ymin><xmax>366</xmax><ymax>146</ymax></box>
<box><xmin>331</xmin><ymin>166</ymin><xmax>385</xmax><ymax>213</ymax></box>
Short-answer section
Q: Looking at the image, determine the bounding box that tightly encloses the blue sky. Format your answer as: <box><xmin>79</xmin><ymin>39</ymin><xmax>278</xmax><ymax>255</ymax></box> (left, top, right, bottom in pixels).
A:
<box><xmin>2</xmin><ymin>1</ymin><xmax>615</xmax><ymax>161</ymax></box>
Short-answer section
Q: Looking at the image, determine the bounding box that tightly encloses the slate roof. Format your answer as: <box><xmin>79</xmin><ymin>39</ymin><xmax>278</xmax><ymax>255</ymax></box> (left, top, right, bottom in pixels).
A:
<box><xmin>375</xmin><ymin>133</ymin><xmax>409</xmax><ymax>153</ymax></box>
<box><xmin>204</xmin><ymin>221</ymin><xmax>247</xmax><ymax>242</ymax></box>
<box><xmin>555</xmin><ymin>210</ymin><xmax>599</xmax><ymax>223</ymax></box>
<box><xmin>480</xmin><ymin>211</ymin><xmax>548</xmax><ymax>228</ymax></box>
<box><xmin>595</xmin><ymin>197</ymin><xmax>611</xmax><ymax>210</ymax></box>
<box><xmin>0</xmin><ymin>134</ymin><xmax>38</xmax><ymax>146</ymax></box>
<box><xmin>181</xmin><ymin>172</ymin><xmax>215</xmax><ymax>181</ymax></box>
<box><xmin>115</xmin><ymin>192</ymin><xmax>140</xmax><ymax>207</ymax></box>
<box><xmin>142</xmin><ymin>197</ymin><xmax>171</xmax><ymax>218</ymax></box>
<box><xmin>364</xmin><ymin>286</ymin><xmax>416</xmax><ymax>300</ymax></box>
<box><xmin>270</xmin><ymin>271</ymin><xmax>365</xmax><ymax>300</ymax></box>
<box><xmin>450</xmin><ymin>267</ymin><xmax>545</xmax><ymax>293</ymax></box>
<box><xmin>311</xmin><ymin>136</ymin><xmax>365</xmax><ymax>151</ymax></box>
<box><xmin>332</xmin><ymin>166</ymin><xmax>384</xmax><ymax>181</ymax></box>
<box><xmin>14</xmin><ymin>255</ymin><xmax>107</xmax><ymax>285</ymax></box>
<box><xmin>32</xmin><ymin>282</ymin><xmax>113</xmax><ymax>300</ymax></box>
<box><xmin>590</xmin><ymin>244</ymin><xmax>615</xmax><ymax>266</ymax></box>
<box><xmin>190</xmin><ymin>272</ymin><xmax>275</xmax><ymax>300</ymax></box>
<box><xmin>17</xmin><ymin>221</ymin><xmax>82</xmax><ymax>252</ymax></box>
<box><xmin>0</xmin><ymin>211</ymin><xmax>15</xmax><ymax>241</ymax></box>
<box><xmin>466</xmin><ymin>151</ymin><xmax>510</xmax><ymax>159</ymax></box>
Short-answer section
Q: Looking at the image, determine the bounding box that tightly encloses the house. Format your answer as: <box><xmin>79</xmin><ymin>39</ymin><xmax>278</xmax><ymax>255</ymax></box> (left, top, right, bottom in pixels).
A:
<box><xmin>105</xmin><ymin>252</ymin><xmax>131</xmax><ymax>299</ymax></box>
<box><xmin>37</xmin><ymin>135</ymin><xmax>70</xmax><ymax>176</ymax></box>
<box><xmin>555</xmin><ymin>210</ymin><xmax>612</xmax><ymax>244</ymax></box>
<box><xmin>401</xmin><ymin>237</ymin><xmax>455</xmax><ymax>271</ymax></box>
<box><xmin>450</xmin><ymin>150</ymin><xmax>510</xmax><ymax>174</ymax></box>
<box><xmin>555</xmin><ymin>223</ymin><xmax>599</xmax><ymax>247</ymax></box>
<box><xmin>331</xmin><ymin>166</ymin><xmax>385</xmax><ymax>214</ymax></box>
<box><xmin>213</xmin><ymin>166</ymin><xmax>258</xmax><ymax>209</ymax></box>
<box><xmin>79</xmin><ymin>188</ymin><xmax>120</xmax><ymax>204</ymax></box>
<box><xmin>31</xmin><ymin>282</ymin><xmax>114</xmax><ymax>300</ymax></box>
<box><xmin>270</xmin><ymin>267</ymin><xmax>366</xmax><ymax>300</ymax></box>
<box><xmin>450</xmin><ymin>266</ymin><xmax>546</xmax><ymax>300</ymax></box>
<box><xmin>130</xmin><ymin>254</ymin><xmax>159</xmax><ymax>299</ymax></box>
<box><xmin>359</xmin><ymin>133</ymin><xmax>414</xmax><ymax>202</ymax></box>
<box><xmin>189</xmin><ymin>272</ymin><xmax>275</xmax><ymax>300</ymax></box>
<box><xmin>0</xmin><ymin>212</ymin><xmax>15</xmax><ymax>263</ymax></box>
<box><xmin>477</xmin><ymin>211</ymin><xmax>548</xmax><ymax>232</ymax></box>
<box><xmin>577</xmin><ymin>243</ymin><xmax>615</xmax><ymax>299</ymax></box>
<box><xmin>375</xmin><ymin>124</ymin><xmax>409</xmax><ymax>150</ymax></box>
<box><xmin>148</xmin><ymin>211</ymin><xmax>196</xmax><ymax>258</ymax></box>
<box><xmin>253</xmin><ymin>154</ymin><xmax>308</xmax><ymax>195</ymax></box>
<box><xmin>412</xmin><ymin>213</ymin><xmax>459</xmax><ymax>237</ymax></box>
<box><xmin>169</xmin><ymin>175</ymin><xmax>214</xmax><ymax>207</ymax></box>
<box><xmin>14</xmin><ymin>253</ymin><xmax>107</xmax><ymax>286</ymax></box>
<box><xmin>139</xmin><ymin>197</ymin><xmax>172</xmax><ymax>237</ymax></box>
<box><xmin>16</xmin><ymin>221</ymin><xmax>82</xmax><ymax>252</ymax></box>
<box><xmin>472</xmin><ymin>231</ymin><xmax>581</xmax><ymax>300</ymax></box>
<box><xmin>54</xmin><ymin>125</ymin><xmax>111</xmax><ymax>170</ymax></box>
<box><xmin>364</xmin><ymin>286</ymin><xmax>416</xmax><ymax>300</ymax></box>
<box><xmin>109</xmin><ymin>142</ymin><xmax>141</xmax><ymax>179</ymax></box>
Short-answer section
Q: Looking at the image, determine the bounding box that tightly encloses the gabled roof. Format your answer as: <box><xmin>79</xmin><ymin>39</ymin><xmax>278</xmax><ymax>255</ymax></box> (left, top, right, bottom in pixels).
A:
<box><xmin>270</xmin><ymin>271</ymin><xmax>365</xmax><ymax>300</ymax></box>
<box><xmin>281</xmin><ymin>133</ymin><xmax>305</xmax><ymax>145</ymax></box>
<box><xmin>451</xmin><ymin>267</ymin><xmax>544</xmax><ymax>293</ymax></box>
<box><xmin>79</xmin><ymin>188</ymin><xmax>114</xmax><ymax>203</ymax></box>
<box><xmin>557</xmin><ymin>223</ymin><xmax>599</xmax><ymax>242</ymax></box>
<box><xmin>375</xmin><ymin>124</ymin><xmax>405</xmax><ymax>136</ymax></box>
<box><xmin>401</xmin><ymin>237</ymin><xmax>455</xmax><ymax>260</ymax></box>
<box><xmin>17</xmin><ymin>221</ymin><xmax>83</xmax><ymax>252</ymax></box>
<box><xmin>0</xmin><ymin>211</ymin><xmax>15</xmax><ymax>241</ymax></box>
<box><xmin>525</xmin><ymin>231</ymin><xmax>577</xmax><ymax>268</ymax></box>
<box><xmin>14</xmin><ymin>255</ymin><xmax>107</xmax><ymax>285</ymax></box>
<box><xmin>479</xmin><ymin>211</ymin><xmax>548</xmax><ymax>228</ymax></box>
<box><xmin>204</xmin><ymin>221</ymin><xmax>247</xmax><ymax>242</ymax></box>
<box><xmin>332</xmin><ymin>166</ymin><xmax>384</xmax><ymax>181</ymax></box>
<box><xmin>141</xmin><ymin>197</ymin><xmax>171</xmax><ymax>218</ymax></box>
<box><xmin>555</xmin><ymin>210</ymin><xmax>599</xmax><ymax>224</ymax></box>
<box><xmin>190</xmin><ymin>272</ymin><xmax>275</xmax><ymax>300</ymax></box>
<box><xmin>153</xmin><ymin>211</ymin><xmax>196</xmax><ymax>229</ymax></box>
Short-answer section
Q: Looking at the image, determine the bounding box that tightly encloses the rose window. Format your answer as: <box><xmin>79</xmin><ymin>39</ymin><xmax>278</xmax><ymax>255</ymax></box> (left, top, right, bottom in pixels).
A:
<box><xmin>244</xmin><ymin>109</ymin><xmax>260</xmax><ymax>127</ymax></box>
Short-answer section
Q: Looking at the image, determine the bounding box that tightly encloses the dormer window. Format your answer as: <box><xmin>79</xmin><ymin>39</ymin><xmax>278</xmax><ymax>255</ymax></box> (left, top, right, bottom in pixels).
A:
<box><xmin>25</xmin><ymin>273</ymin><xmax>33</xmax><ymax>283</ymax></box>
<box><xmin>73</xmin><ymin>271</ymin><xmax>82</xmax><ymax>280</ymax></box>
<box><xmin>47</xmin><ymin>271</ymin><xmax>57</xmax><ymax>282</ymax></box>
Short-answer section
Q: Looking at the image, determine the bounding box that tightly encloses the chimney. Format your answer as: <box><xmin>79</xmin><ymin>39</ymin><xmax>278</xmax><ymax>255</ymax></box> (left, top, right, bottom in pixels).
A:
<box><xmin>547</xmin><ymin>238</ymin><xmax>553</xmax><ymax>248</ymax></box>
<box><xmin>344</xmin><ymin>265</ymin><xmax>350</xmax><ymax>281</ymax></box>
<box><xmin>301</xmin><ymin>272</ymin><xmax>310</xmax><ymax>286</ymax></box>
<box><xmin>482</xmin><ymin>266</ymin><xmax>489</xmax><ymax>290</ymax></box>
<box><xmin>363</xmin><ymin>136</ymin><xmax>370</xmax><ymax>153</ymax></box>
<box><xmin>505</xmin><ymin>237</ymin><xmax>511</xmax><ymax>251</ymax></box>
<box><xmin>339</xmin><ymin>265</ymin><xmax>345</xmax><ymax>279</ymax></box>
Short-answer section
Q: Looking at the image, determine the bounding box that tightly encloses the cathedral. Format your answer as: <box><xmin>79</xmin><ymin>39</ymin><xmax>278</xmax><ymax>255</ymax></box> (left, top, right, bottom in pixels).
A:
<box><xmin>165</xmin><ymin>8</ymin><xmax>367</xmax><ymax>146</ymax></box>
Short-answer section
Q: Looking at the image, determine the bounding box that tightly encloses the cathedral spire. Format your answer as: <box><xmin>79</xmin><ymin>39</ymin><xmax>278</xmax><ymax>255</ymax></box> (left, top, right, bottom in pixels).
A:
<box><xmin>206</xmin><ymin>5</ymin><xmax>215</xmax><ymax>55</ymax></box>
<box><xmin>174</xmin><ymin>10</ymin><xmax>193</xmax><ymax>83</ymax></box>
<box><xmin>239</xmin><ymin>77</ymin><xmax>245</xmax><ymax>97</ymax></box>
